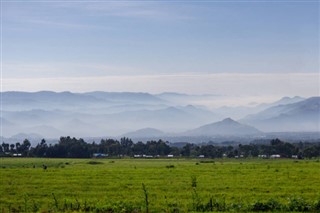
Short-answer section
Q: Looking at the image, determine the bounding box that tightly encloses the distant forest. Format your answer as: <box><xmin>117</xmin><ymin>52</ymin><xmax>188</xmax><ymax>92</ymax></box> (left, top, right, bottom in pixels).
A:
<box><xmin>1</xmin><ymin>137</ymin><xmax>320</xmax><ymax>159</ymax></box>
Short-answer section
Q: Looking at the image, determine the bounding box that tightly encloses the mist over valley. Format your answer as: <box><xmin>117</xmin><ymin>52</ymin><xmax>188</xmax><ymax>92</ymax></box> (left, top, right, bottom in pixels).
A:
<box><xmin>1</xmin><ymin>91</ymin><xmax>319</xmax><ymax>144</ymax></box>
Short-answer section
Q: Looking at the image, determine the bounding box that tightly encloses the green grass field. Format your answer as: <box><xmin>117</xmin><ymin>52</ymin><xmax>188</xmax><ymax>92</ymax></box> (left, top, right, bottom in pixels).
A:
<box><xmin>1</xmin><ymin>158</ymin><xmax>320</xmax><ymax>212</ymax></box>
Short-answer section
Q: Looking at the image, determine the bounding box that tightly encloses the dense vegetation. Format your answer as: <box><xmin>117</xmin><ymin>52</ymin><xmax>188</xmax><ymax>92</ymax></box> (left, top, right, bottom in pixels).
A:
<box><xmin>1</xmin><ymin>158</ymin><xmax>320</xmax><ymax>212</ymax></box>
<box><xmin>1</xmin><ymin>137</ymin><xmax>320</xmax><ymax>158</ymax></box>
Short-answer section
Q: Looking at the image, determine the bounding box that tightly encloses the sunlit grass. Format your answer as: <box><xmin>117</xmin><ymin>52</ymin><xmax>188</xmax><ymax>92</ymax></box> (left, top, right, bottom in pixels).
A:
<box><xmin>1</xmin><ymin>158</ymin><xmax>320</xmax><ymax>212</ymax></box>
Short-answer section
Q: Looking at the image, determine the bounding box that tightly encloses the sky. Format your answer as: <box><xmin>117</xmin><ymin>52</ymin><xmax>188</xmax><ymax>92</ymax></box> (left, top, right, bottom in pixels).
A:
<box><xmin>1</xmin><ymin>0</ymin><xmax>319</xmax><ymax>102</ymax></box>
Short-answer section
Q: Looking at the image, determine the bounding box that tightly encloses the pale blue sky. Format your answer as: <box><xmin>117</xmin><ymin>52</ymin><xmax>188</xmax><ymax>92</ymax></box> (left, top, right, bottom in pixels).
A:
<box><xmin>1</xmin><ymin>0</ymin><xmax>319</xmax><ymax>99</ymax></box>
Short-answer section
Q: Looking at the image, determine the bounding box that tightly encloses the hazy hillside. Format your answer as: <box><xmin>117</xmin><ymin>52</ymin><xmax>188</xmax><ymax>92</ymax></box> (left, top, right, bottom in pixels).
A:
<box><xmin>241</xmin><ymin>97</ymin><xmax>320</xmax><ymax>132</ymax></box>
<box><xmin>0</xmin><ymin>91</ymin><xmax>220</xmax><ymax>138</ymax></box>
<box><xmin>1</xmin><ymin>92</ymin><xmax>318</xmax><ymax>139</ymax></box>
<box><xmin>84</xmin><ymin>92</ymin><xmax>166</xmax><ymax>104</ymax></box>
<box><xmin>214</xmin><ymin>96</ymin><xmax>305</xmax><ymax>120</ymax></box>
<box><xmin>2</xmin><ymin>91</ymin><xmax>104</xmax><ymax>111</ymax></box>
<box><xmin>122</xmin><ymin>128</ymin><xmax>165</xmax><ymax>138</ymax></box>
<box><xmin>184</xmin><ymin>118</ymin><xmax>262</xmax><ymax>136</ymax></box>
<box><xmin>265</xmin><ymin>96</ymin><xmax>305</xmax><ymax>106</ymax></box>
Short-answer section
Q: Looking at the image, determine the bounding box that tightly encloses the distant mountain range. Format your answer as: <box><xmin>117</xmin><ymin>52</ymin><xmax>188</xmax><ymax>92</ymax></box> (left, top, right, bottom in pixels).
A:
<box><xmin>241</xmin><ymin>97</ymin><xmax>320</xmax><ymax>132</ymax></box>
<box><xmin>214</xmin><ymin>96</ymin><xmax>305</xmax><ymax>120</ymax></box>
<box><xmin>183</xmin><ymin>118</ymin><xmax>262</xmax><ymax>136</ymax></box>
<box><xmin>123</xmin><ymin>128</ymin><xmax>165</xmax><ymax>138</ymax></box>
<box><xmin>121</xmin><ymin>118</ymin><xmax>263</xmax><ymax>141</ymax></box>
<box><xmin>0</xmin><ymin>91</ymin><xmax>319</xmax><ymax>141</ymax></box>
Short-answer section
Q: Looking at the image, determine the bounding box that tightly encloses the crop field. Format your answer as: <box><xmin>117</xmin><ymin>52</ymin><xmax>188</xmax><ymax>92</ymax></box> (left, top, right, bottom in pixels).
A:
<box><xmin>1</xmin><ymin>158</ymin><xmax>320</xmax><ymax>212</ymax></box>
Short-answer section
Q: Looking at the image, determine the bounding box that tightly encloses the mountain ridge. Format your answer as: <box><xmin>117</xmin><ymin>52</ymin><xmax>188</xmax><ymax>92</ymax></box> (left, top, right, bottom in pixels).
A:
<box><xmin>183</xmin><ymin>118</ymin><xmax>263</xmax><ymax>136</ymax></box>
<box><xmin>1</xmin><ymin>91</ymin><xmax>318</xmax><ymax>138</ymax></box>
<box><xmin>241</xmin><ymin>97</ymin><xmax>320</xmax><ymax>132</ymax></box>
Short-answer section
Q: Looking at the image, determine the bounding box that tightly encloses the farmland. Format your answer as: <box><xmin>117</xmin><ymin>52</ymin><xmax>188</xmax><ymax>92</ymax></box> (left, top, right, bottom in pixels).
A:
<box><xmin>1</xmin><ymin>158</ymin><xmax>320</xmax><ymax>212</ymax></box>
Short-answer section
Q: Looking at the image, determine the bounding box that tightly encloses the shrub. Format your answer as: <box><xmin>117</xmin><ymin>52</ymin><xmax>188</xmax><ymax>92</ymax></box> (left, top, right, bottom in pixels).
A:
<box><xmin>87</xmin><ymin>161</ymin><xmax>104</xmax><ymax>165</ymax></box>
<box><xmin>191</xmin><ymin>176</ymin><xmax>197</xmax><ymax>188</ymax></box>
<box><xmin>199</xmin><ymin>160</ymin><xmax>215</xmax><ymax>164</ymax></box>
<box><xmin>251</xmin><ymin>198</ymin><xmax>282</xmax><ymax>211</ymax></box>
<box><xmin>313</xmin><ymin>199</ymin><xmax>320</xmax><ymax>211</ymax></box>
<box><xmin>288</xmin><ymin>197</ymin><xmax>311</xmax><ymax>212</ymax></box>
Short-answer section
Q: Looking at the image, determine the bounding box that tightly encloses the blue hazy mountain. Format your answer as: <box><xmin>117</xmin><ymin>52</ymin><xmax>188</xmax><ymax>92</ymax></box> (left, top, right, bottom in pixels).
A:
<box><xmin>1</xmin><ymin>91</ymin><xmax>105</xmax><ymax>111</ymax></box>
<box><xmin>214</xmin><ymin>96</ymin><xmax>306</xmax><ymax>120</ymax></box>
<box><xmin>184</xmin><ymin>118</ymin><xmax>262</xmax><ymax>136</ymax></box>
<box><xmin>241</xmin><ymin>97</ymin><xmax>320</xmax><ymax>132</ymax></box>
<box><xmin>85</xmin><ymin>91</ymin><xmax>165</xmax><ymax>103</ymax></box>
<box><xmin>122</xmin><ymin>128</ymin><xmax>165</xmax><ymax>138</ymax></box>
<box><xmin>0</xmin><ymin>91</ymin><xmax>220</xmax><ymax>137</ymax></box>
<box><xmin>1</xmin><ymin>91</ymin><xmax>318</xmax><ymax>138</ymax></box>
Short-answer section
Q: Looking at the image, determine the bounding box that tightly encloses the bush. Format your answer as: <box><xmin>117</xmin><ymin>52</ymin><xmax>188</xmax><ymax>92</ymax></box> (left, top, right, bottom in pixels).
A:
<box><xmin>199</xmin><ymin>160</ymin><xmax>215</xmax><ymax>164</ymax></box>
<box><xmin>313</xmin><ymin>199</ymin><xmax>320</xmax><ymax>211</ymax></box>
<box><xmin>288</xmin><ymin>197</ymin><xmax>311</xmax><ymax>212</ymax></box>
<box><xmin>191</xmin><ymin>176</ymin><xmax>197</xmax><ymax>188</ymax></box>
<box><xmin>87</xmin><ymin>161</ymin><xmax>104</xmax><ymax>165</ymax></box>
<box><xmin>251</xmin><ymin>198</ymin><xmax>282</xmax><ymax>211</ymax></box>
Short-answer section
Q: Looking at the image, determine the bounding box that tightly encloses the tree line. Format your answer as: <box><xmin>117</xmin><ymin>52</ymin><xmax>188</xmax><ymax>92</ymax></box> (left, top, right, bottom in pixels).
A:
<box><xmin>1</xmin><ymin>137</ymin><xmax>320</xmax><ymax>158</ymax></box>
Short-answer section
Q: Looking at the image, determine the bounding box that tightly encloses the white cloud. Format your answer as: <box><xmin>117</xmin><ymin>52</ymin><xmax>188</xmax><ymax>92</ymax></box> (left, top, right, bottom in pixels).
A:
<box><xmin>2</xmin><ymin>62</ymin><xmax>145</xmax><ymax>78</ymax></box>
<box><xmin>3</xmin><ymin>1</ymin><xmax>192</xmax><ymax>31</ymax></box>
<box><xmin>57</xmin><ymin>1</ymin><xmax>192</xmax><ymax>20</ymax></box>
<box><xmin>3</xmin><ymin>73</ymin><xmax>319</xmax><ymax>103</ymax></box>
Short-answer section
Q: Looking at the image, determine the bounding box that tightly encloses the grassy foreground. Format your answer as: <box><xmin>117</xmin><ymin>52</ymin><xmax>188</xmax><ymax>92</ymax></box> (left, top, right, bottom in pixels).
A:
<box><xmin>1</xmin><ymin>158</ymin><xmax>320</xmax><ymax>212</ymax></box>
